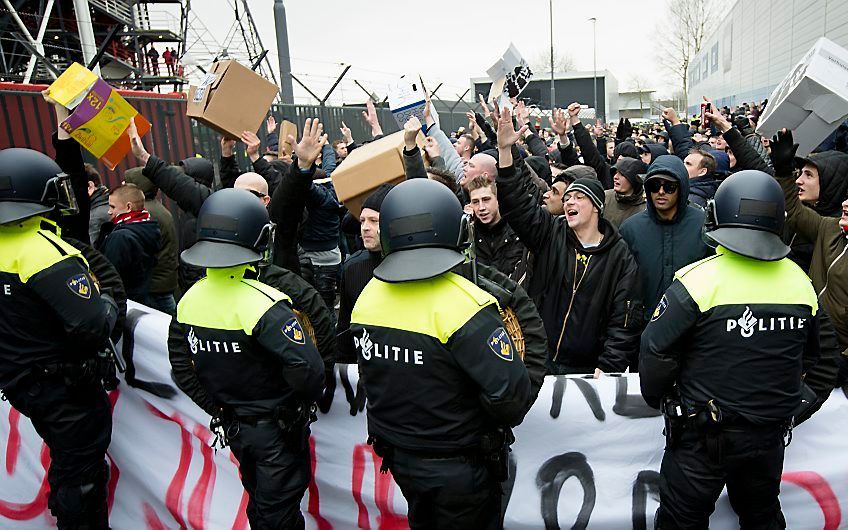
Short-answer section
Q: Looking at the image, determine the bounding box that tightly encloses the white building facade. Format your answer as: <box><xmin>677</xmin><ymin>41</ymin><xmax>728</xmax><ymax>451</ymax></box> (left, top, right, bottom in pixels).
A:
<box><xmin>686</xmin><ymin>0</ymin><xmax>848</xmax><ymax>114</ymax></box>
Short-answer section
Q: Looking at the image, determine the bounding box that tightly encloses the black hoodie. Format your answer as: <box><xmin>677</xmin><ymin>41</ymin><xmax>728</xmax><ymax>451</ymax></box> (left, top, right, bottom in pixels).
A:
<box><xmin>785</xmin><ymin>150</ymin><xmax>848</xmax><ymax>271</ymax></box>
<box><xmin>98</xmin><ymin>215</ymin><xmax>161</xmax><ymax>302</ymax></box>
<box><xmin>497</xmin><ymin>163</ymin><xmax>642</xmax><ymax>373</ymax></box>
<box><xmin>619</xmin><ymin>155</ymin><xmax>711</xmax><ymax>324</ymax></box>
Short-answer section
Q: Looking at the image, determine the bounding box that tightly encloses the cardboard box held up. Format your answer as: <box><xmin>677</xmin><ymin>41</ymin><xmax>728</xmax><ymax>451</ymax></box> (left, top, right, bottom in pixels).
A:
<box><xmin>331</xmin><ymin>130</ymin><xmax>421</xmax><ymax>218</ymax></box>
<box><xmin>757</xmin><ymin>37</ymin><xmax>848</xmax><ymax>156</ymax></box>
<box><xmin>278</xmin><ymin>120</ymin><xmax>297</xmax><ymax>157</ymax></box>
<box><xmin>187</xmin><ymin>60</ymin><xmax>278</xmax><ymax>139</ymax></box>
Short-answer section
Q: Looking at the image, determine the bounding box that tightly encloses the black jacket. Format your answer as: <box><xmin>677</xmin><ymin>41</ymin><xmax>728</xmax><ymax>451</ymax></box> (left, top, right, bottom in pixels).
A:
<box><xmin>573</xmin><ymin>122</ymin><xmax>613</xmax><ymax>189</ymax></box>
<box><xmin>336</xmin><ymin>250</ymin><xmax>382</xmax><ymax>363</ymax></box>
<box><xmin>620</xmin><ymin>156</ymin><xmax>711</xmax><ymax>324</ymax></box>
<box><xmin>640</xmin><ymin>249</ymin><xmax>820</xmax><ymax>424</ymax></box>
<box><xmin>98</xmin><ymin>218</ymin><xmax>161</xmax><ymax>302</ymax></box>
<box><xmin>351</xmin><ymin>273</ymin><xmax>531</xmax><ymax>451</ymax></box>
<box><xmin>688</xmin><ymin>176</ymin><xmax>720</xmax><ymax>208</ymax></box>
<box><xmin>258</xmin><ymin>263</ymin><xmax>335</xmax><ymax>373</ymax></box>
<box><xmin>0</xmin><ymin>222</ymin><xmax>115</xmax><ymax>388</ymax></box>
<box><xmin>474</xmin><ymin>217</ymin><xmax>525</xmax><ymax>280</ymax></box>
<box><xmin>142</xmin><ymin>156</ymin><xmax>210</xmax><ymax>291</ymax></box>
<box><xmin>169</xmin><ymin>270</ymin><xmax>325</xmax><ymax>417</ymax></box>
<box><xmin>497</xmin><ymin>163</ymin><xmax>642</xmax><ymax>373</ymax></box>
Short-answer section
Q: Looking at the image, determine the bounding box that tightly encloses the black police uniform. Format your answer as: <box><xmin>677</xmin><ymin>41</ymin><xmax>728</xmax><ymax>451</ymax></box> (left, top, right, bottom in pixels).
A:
<box><xmin>0</xmin><ymin>148</ymin><xmax>118</xmax><ymax>529</ymax></box>
<box><xmin>0</xmin><ymin>217</ymin><xmax>116</xmax><ymax>529</ymax></box>
<box><xmin>168</xmin><ymin>188</ymin><xmax>325</xmax><ymax>530</ymax></box>
<box><xmin>350</xmin><ymin>179</ymin><xmax>532</xmax><ymax>529</ymax></box>
<box><xmin>640</xmin><ymin>170</ymin><xmax>821</xmax><ymax>529</ymax></box>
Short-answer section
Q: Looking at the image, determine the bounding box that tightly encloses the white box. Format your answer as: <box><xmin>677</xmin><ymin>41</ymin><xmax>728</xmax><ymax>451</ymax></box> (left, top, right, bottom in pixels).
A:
<box><xmin>757</xmin><ymin>37</ymin><xmax>848</xmax><ymax>156</ymax></box>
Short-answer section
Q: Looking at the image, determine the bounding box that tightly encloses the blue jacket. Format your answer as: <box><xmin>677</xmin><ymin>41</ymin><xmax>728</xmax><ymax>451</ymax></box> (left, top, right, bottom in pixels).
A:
<box><xmin>619</xmin><ymin>155</ymin><xmax>711</xmax><ymax>323</ymax></box>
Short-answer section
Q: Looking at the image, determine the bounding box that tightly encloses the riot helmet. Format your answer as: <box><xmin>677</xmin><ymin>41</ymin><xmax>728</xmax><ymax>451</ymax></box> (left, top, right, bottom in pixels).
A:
<box><xmin>180</xmin><ymin>188</ymin><xmax>275</xmax><ymax>268</ymax></box>
<box><xmin>704</xmin><ymin>170</ymin><xmax>790</xmax><ymax>261</ymax></box>
<box><xmin>0</xmin><ymin>148</ymin><xmax>79</xmax><ymax>225</ymax></box>
<box><xmin>373</xmin><ymin>179</ymin><xmax>468</xmax><ymax>282</ymax></box>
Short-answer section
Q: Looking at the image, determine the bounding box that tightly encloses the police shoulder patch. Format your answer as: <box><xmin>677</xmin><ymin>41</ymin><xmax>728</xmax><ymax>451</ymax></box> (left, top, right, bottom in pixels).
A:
<box><xmin>487</xmin><ymin>327</ymin><xmax>514</xmax><ymax>361</ymax></box>
<box><xmin>651</xmin><ymin>295</ymin><xmax>669</xmax><ymax>322</ymax></box>
<box><xmin>66</xmin><ymin>273</ymin><xmax>92</xmax><ymax>299</ymax></box>
<box><xmin>282</xmin><ymin>317</ymin><xmax>306</xmax><ymax>345</ymax></box>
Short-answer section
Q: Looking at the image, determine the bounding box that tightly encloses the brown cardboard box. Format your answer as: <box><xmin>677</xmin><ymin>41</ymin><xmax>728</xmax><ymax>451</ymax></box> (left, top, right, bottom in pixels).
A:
<box><xmin>187</xmin><ymin>60</ymin><xmax>278</xmax><ymax>139</ymax></box>
<box><xmin>278</xmin><ymin>120</ymin><xmax>298</xmax><ymax>156</ymax></box>
<box><xmin>331</xmin><ymin>130</ymin><xmax>417</xmax><ymax>218</ymax></box>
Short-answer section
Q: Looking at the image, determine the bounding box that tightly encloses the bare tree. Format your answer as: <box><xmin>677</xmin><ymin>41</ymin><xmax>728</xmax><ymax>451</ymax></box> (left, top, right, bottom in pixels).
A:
<box><xmin>532</xmin><ymin>49</ymin><xmax>575</xmax><ymax>75</ymax></box>
<box><xmin>656</xmin><ymin>0</ymin><xmax>724</xmax><ymax>105</ymax></box>
<box><xmin>629</xmin><ymin>75</ymin><xmax>651</xmax><ymax>111</ymax></box>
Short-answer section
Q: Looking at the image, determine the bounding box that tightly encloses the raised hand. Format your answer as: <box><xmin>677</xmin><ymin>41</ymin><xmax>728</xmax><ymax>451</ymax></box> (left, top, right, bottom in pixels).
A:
<box><xmin>496</xmin><ymin>107</ymin><xmax>528</xmax><ymax>149</ymax></box>
<box><xmin>549</xmin><ymin>108</ymin><xmax>569</xmax><ymax>136</ymax></box>
<box><xmin>423</xmin><ymin>136</ymin><xmax>440</xmax><ymax>159</ymax></box>
<box><xmin>770</xmin><ymin>128</ymin><xmax>799</xmax><ymax>175</ymax></box>
<box><xmin>702</xmin><ymin>96</ymin><xmax>730</xmax><ymax>133</ymax></box>
<box><xmin>220</xmin><ymin>136</ymin><xmax>236</xmax><ymax>158</ymax></box>
<box><xmin>292</xmin><ymin>118</ymin><xmax>327</xmax><ymax>170</ymax></box>
<box><xmin>403</xmin><ymin>115</ymin><xmax>422</xmax><ymax>149</ymax></box>
<box><xmin>361</xmin><ymin>100</ymin><xmax>383</xmax><ymax>137</ymax></box>
<box><xmin>127</xmin><ymin>119</ymin><xmax>150</xmax><ymax>165</ymax></box>
<box><xmin>240</xmin><ymin>130</ymin><xmax>261</xmax><ymax>161</ymax></box>
<box><xmin>515</xmin><ymin>100</ymin><xmax>530</xmax><ymax>126</ymax></box>
<box><xmin>566</xmin><ymin>102</ymin><xmax>582</xmax><ymax>126</ymax></box>
<box><xmin>340</xmin><ymin>121</ymin><xmax>353</xmax><ymax>144</ymax></box>
<box><xmin>661</xmin><ymin>107</ymin><xmax>680</xmax><ymax>126</ymax></box>
<box><xmin>265</xmin><ymin>115</ymin><xmax>277</xmax><ymax>135</ymax></box>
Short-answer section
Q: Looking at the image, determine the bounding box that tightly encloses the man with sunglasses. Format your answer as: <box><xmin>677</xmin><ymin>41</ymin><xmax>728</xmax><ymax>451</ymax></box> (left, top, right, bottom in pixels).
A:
<box><xmin>620</xmin><ymin>155</ymin><xmax>711</xmax><ymax>336</ymax></box>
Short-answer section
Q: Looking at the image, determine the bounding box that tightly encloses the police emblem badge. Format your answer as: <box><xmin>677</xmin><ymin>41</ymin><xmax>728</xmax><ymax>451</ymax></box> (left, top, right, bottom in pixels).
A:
<box><xmin>651</xmin><ymin>294</ymin><xmax>669</xmax><ymax>322</ymax></box>
<box><xmin>66</xmin><ymin>273</ymin><xmax>92</xmax><ymax>299</ymax></box>
<box><xmin>487</xmin><ymin>327</ymin><xmax>514</xmax><ymax>361</ymax></box>
<box><xmin>282</xmin><ymin>317</ymin><xmax>306</xmax><ymax>345</ymax></box>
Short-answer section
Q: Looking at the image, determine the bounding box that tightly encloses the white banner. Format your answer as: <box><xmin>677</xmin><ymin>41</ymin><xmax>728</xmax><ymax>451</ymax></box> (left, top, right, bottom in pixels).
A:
<box><xmin>1</xmin><ymin>302</ymin><xmax>847</xmax><ymax>529</ymax></box>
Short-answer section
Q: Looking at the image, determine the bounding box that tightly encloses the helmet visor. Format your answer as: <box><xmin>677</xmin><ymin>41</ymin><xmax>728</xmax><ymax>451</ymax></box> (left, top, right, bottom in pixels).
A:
<box><xmin>42</xmin><ymin>173</ymin><xmax>79</xmax><ymax>216</ymax></box>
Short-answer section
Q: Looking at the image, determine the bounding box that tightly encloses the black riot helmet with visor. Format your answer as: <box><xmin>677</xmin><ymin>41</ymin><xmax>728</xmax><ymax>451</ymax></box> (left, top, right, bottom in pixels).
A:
<box><xmin>180</xmin><ymin>188</ymin><xmax>276</xmax><ymax>268</ymax></box>
<box><xmin>703</xmin><ymin>169</ymin><xmax>791</xmax><ymax>261</ymax></box>
<box><xmin>374</xmin><ymin>178</ymin><xmax>471</xmax><ymax>283</ymax></box>
<box><xmin>0</xmin><ymin>148</ymin><xmax>79</xmax><ymax>225</ymax></box>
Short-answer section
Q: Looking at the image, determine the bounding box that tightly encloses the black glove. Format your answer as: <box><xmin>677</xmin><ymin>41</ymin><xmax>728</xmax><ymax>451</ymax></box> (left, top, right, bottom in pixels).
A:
<box><xmin>624</xmin><ymin>119</ymin><xmax>634</xmax><ymax>138</ymax></box>
<box><xmin>616</xmin><ymin>118</ymin><xmax>626</xmax><ymax>142</ymax></box>
<box><xmin>770</xmin><ymin>129</ymin><xmax>799</xmax><ymax>176</ymax></box>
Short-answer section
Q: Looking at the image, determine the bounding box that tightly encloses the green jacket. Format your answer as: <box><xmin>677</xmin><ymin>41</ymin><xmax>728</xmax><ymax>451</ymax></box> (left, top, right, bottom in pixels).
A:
<box><xmin>776</xmin><ymin>169</ymin><xmax>848</xmax><ymax>353</ymax></box>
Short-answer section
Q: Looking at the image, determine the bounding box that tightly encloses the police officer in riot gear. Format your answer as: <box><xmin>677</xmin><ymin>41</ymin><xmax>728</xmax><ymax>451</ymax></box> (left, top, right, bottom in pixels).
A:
<box><xmin>351</xmin><ymin>179</ymin><xmax>532</xmax><ymax>529</ymax></box>
<box><xmin>641</xmin><ymin>170</ymin><xmax>821</xmax><ymax>529</ymax></box>
<box><xmin>168</xmin><ymin>187</ymin><xmax>324</xmax><ymax>529</ymax></box>
<box><xmin>0</xmin><ymin>148</ymin><xmax>119</xmax><ymax>529</ymax></box>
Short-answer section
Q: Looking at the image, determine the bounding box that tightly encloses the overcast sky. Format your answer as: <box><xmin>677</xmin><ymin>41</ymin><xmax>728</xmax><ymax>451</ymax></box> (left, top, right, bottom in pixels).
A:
<box><xmin>176</xmin><ymin>0</ymin><xmax>684</xmax><ymax>104</ymax></box>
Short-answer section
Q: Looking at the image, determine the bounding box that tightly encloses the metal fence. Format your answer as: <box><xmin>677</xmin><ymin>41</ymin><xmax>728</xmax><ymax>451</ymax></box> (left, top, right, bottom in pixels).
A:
<box><xmin>190</xmin><ymin>103</ymin><xmax>475</xmax><ymax>170</ymax></box>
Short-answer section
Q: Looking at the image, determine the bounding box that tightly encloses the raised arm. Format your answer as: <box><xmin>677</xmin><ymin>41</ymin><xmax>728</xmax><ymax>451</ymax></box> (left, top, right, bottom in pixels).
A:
<box><xmin>496</xmin><ymin>107</ymin><xmax>556</xmax><ymax>254</ymax></box>
<box><xmin>769</xmin><ymin>129</ymin><xmax>827</xmax><ymax>242</ymax></box>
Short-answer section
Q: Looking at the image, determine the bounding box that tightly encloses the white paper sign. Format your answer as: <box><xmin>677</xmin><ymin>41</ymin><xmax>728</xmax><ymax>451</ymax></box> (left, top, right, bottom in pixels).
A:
<box><xmin>388</xmin><ymin>76</ymin><xmax>426</xmax><ymax>128</ymax></box>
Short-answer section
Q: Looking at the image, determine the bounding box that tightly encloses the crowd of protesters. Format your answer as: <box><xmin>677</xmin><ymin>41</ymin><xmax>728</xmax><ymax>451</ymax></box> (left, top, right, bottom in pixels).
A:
<box><xmin>7</xmin><ymin>84</ymin><xmax>848</xmax><ymax>528</ymax></box>
<box><xmin>66</xmin><ymin>92</ymin><xmax>846</xmax><ymax>395</ymax></box>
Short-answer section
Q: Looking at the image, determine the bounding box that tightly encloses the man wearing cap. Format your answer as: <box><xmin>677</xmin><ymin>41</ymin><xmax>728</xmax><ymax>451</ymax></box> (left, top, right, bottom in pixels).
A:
<box><xmin>620</xmin><ymin>155</ymin><xmax>711</xmax><ymax>330</ymax></box>
<box><xmin>604</xmin><ymin>157</ymin><xmax>648</xmax><ymax>228</ymax></box>
<box><xmin>350</xmin><ymin>178</ymin><xmax>531</xmax><ymax>528</ymax></box>
<box><xmin>640</xmin><ymin>169</ymin><xmax>820</xmax><ymax>529</ymax></box>
<box><xmin>495</xmin><ymin>107</ymin><xmax>641</xmax><ymax>375</ymax></box>
<box><xmin>169</xmin><ymin>187</ymin><xmax>324</xmax><ymax>530</ymax></box>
